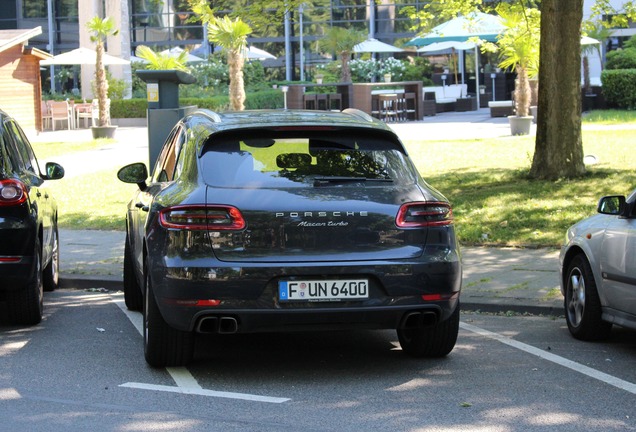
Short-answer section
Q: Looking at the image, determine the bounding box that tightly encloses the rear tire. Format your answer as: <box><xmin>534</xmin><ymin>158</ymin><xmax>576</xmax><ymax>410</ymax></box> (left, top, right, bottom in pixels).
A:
<box><xmin>144</xmin><ymin>272</ymin><xmax>194</xmax><ymax>367</ymax></box>
<box><xmin>564</xmin><ymin>254</ymin><xmax>612</xmax><ymax>341</ymax></box>
<box><xmin>6</xmin><ymin>239</ymin><xmax>43</xmax><ymax>325</ymax></box>
<box><xmin>397</xmin><ymin>304</ymin><xmax>459</xmax><ymax>358</ymax></box>
<box><xmin>123</xmin><ymin>235</ymin><xmax>143</xmax><ymax>311</ymax></box>
<box><xmin>43</xmin><ymin>227</ymin><xmax>59</xmax><ymax>292</ymax></box>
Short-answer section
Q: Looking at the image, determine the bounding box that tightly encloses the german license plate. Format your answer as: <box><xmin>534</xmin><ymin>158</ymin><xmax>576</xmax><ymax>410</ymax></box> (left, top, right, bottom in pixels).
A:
<box><xmin>279</xmin><ymin>279</ymin><xmax>369</xmax><ymax>301</ymax></box>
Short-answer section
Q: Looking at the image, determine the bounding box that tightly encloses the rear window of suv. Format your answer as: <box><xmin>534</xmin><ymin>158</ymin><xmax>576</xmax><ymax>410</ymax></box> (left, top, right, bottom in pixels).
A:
<box><xmin>199</xmin><ymin>130</ymin><xmax>417</xmax><ymax>188</ymax></box>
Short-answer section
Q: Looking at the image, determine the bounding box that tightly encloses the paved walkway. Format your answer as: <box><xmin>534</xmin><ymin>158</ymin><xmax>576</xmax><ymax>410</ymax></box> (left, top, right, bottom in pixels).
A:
<box><xmin>31</xmin><ymin>108</ymin><xmax>564</xmax><ymax>315</ymax></box>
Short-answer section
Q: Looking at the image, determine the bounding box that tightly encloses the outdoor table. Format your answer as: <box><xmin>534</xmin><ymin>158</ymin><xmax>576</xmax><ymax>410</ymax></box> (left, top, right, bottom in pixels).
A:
<box><xmin>351</xmin><ymin>81</ymin><xmax>424</xmax><ymax>120</ymax></box>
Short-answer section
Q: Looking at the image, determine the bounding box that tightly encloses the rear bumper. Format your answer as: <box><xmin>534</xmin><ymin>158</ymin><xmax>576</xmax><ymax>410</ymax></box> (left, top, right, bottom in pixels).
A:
<box><xmin>148</xmin><ymin>253</ymin><xmax>462</xmax><ymax>333</ymax></box>
<box><xmin>191</xmin><ymin>303</ymin><xmax>455</xmax><ymax>334</ymax></box>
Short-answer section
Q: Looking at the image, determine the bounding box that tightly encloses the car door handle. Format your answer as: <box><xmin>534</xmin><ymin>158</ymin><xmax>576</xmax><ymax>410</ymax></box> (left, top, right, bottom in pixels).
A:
<box><xmin>135</xmin><ymin>202</ymin><xmax>144</xmax><ymax>208</ymax></box>
<box><xmin>142</xmin><ymin>206</ymin><xmax>149</xmax><ymax>212</ymax></box>
<box><xmin>36</xmin><ymin>191</ymin><xmax>41</xmax><ymax>197</ymax></box>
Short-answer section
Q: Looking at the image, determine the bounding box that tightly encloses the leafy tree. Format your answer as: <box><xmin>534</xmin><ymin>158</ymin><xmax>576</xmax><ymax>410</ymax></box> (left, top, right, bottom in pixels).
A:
<box><xmin>318</xmin><ymin>27</ymin><xmax>366</xmax><ymax>83</ymax></box>
<box><xmin>189</xmin><ymin>0</ymin><xmax>252</xmax><ymax>110</ymax></box>
<box><xmin>86</xmin><ymin>16</ymin><xmax>118</xmax><ymax>127</ymax></box>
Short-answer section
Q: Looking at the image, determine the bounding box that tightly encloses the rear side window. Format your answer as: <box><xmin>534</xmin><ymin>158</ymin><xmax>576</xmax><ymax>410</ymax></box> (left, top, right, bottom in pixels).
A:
<box><xmin>200</xmin><ymin>131</ymin><xmax>417</xmax><ymax>188</ymax></box>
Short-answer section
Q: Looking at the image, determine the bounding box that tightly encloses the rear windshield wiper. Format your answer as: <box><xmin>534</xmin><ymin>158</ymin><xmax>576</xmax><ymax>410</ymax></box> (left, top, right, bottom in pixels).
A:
<box><xmin>313</xmin><ymin>176</ymin><xmax>393</xmax><ymax>186</ymax></box>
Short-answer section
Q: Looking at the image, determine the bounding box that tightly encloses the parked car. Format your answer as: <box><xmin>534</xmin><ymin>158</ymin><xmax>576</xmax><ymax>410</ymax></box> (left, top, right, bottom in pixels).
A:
<box><xmin>560</xmin><ymin>190</ymin><xmax>636</xmax><ymax>340</ymax></box>
<box><xmin>0</xmin><ymin>109</ymin><xmax>64</xmax><ymax>325</ymax></box>
<box><xmin>118</xmin><ymin>109</ymin><xmax>462</xmax><ymax>367</ymax></box>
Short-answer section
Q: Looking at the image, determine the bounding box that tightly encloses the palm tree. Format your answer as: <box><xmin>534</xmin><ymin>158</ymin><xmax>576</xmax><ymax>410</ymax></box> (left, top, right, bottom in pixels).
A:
<box><xmin>135</xmin><ymin>45</ymin><xmax>189</xmax><ymax>71</ymax></box>
<box><xmin>496</xmin><ymin>5</ymin><xmax>541</xmax><ymax>118</ymax></box>
<box><xmin>86</xmin><ymin>16</ymin><xmax>118</xmax><ymax>127</ymax></box>
<box><xmin>189</xmin><ymin>1</ymin><xmax>251</xmax><ymax>111</ymax></box>
<box><xmin>319</xmin><ymin>27</ymin><xmax>366</xmax><ymax>83</ymax></box>
<box><xmin>582</xmin><ymin>20</ymin><xmax>612</xmax><ymax>94</ymax></box>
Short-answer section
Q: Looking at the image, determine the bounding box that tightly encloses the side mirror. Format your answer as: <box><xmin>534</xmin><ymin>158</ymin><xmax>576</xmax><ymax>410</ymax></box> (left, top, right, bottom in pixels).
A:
<box><xmin>43</xmin><ymin>162</ymin><xmax>64</xmax><ymax>180</ymax></box>
<box><xmin>597</xmin><ymin>195</ymin><xmax>626</xmax><ymax>216</ymax></box>
<box><xmin>117</xmin><ymin>162</ymin><xmax>148</xmax><ymax>191</ymax></box>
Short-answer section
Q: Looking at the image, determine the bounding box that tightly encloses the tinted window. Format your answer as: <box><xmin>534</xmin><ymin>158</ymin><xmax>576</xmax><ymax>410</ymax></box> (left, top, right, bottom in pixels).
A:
<box><xmin>6</xmin><ymin>121</ymin><xmax>39</xmax><ymax>174</ymax></box>
<box><xmin>200</xmin><ymin>131</ymin><xmax>416</xmax><ymax>188</ymax></box>
<box><xmin>152</xmin><ymin>126</ymin><xmax>186</xmax><ymax>182</ymax></box>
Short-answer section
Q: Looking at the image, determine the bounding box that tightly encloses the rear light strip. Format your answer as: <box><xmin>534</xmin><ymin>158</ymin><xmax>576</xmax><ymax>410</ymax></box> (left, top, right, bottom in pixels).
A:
<box><xmin>0</xmin><ymin>256</ymin><xmax>22</xmax><ymax>263</ymax></box>
<box><xmin>422</xmin><ymin>292</ymin><xmax>460</xmax><ymax>302</ymax></box>
<box><xmin>396</xmin><ymin>202</ymin><xmax>453</xmax><ymax>228</ymax></box>
<box><xmin>159</xmin><ymin>205</ymin><xmax>245</xmax><ymax>231</ymax></box>
<box><xmin>0</xmin><ymin>179</ymin><xmax>28</xmax><ymax>206</ymax></box>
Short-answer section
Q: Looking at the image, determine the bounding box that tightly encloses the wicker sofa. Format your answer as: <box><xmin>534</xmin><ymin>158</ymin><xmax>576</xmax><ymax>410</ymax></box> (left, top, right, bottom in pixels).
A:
<box><xmin>423</xmin><ymin>85</ymin><xmax>468</xmax><ymax>113</ymax></box>
<box><xmin>488</xmin><ymin>100</ymin><xmax>515</xmax><ymax>117</ymax></box>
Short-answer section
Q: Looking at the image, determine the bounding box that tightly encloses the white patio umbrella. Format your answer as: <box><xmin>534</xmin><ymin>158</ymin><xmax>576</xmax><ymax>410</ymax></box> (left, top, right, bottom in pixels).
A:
<box><xmin>406</xmin><ymin>12</ymin><xmax>506</xmax><ymax>107</ymax></box>
<box><xmin>213</xmin><ymin>45</ymin><xmax>276</xmax><ymax>60</ymax></box>
<box><xmin>418</xmin><ymin>41</ymin><xmax>476</xmax><ymax>85</ymax></box>
<box><xmin>159</xmin><ymin>47</ymin><xmax>206</xmax><ymax>63</ymax></box>
<box><xmin>40</xmin><ymin>47</ymin><xmax>130</xmax><ymax>65</ymax></box>
<box><xmin>353</xmin><ymin>38</ymin><xmax>404</xmax><ymax>53</ymax></box>
<box><xmin>244</xmin><ymin>46</ymin><xmax>276</xmax><ymax>60</ymax></box>
<box><xmin>581</xmin><ymin>36</ymin><xmax>600</xmax><ymax>45</ymax></box>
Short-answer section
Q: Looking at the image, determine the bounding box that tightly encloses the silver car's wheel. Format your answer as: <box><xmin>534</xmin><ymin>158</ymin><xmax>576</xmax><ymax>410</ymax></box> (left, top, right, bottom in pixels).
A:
<box><xmin>564</xmin><ymin>254</ymin><xmax>612</xmax><ymax>341</ymax></box>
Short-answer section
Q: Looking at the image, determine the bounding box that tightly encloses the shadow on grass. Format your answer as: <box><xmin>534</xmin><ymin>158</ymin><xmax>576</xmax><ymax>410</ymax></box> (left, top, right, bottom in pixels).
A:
<box><xmin>425</xmin><ymin>167</ymin><xmax>636</xmax><ymax>247</ymax></box>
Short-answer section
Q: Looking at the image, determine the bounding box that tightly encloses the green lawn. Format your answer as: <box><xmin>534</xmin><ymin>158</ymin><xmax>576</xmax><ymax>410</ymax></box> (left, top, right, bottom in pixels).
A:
<box><xmin>33</xmin><ymin>111</ymin><xmax>636</xmax><ymax>247</ymax></box>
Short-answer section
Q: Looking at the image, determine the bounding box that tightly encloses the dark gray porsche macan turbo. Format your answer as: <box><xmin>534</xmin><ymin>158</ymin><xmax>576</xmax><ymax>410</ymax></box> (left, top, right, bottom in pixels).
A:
<box><xmin>118</xmin><ymin>108</ymin><xmax>462</xmax><ymax>367</ymax></box>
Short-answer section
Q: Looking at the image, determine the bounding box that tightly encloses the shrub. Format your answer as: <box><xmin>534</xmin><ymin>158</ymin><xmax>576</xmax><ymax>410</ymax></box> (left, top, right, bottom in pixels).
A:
<box><xmin>605</xmin><ymin>48</ymin><xmax>636</xmax><ymax>70</ymax></box>
<box><xmin>601</xmin><ymin>69</ymin><xmax>636</xmax><ymax>109</ymax></box>
<box><xmin>109</xmin><ymin>90</ymin><xmax>283</xmax><ymax>118</ymax></box>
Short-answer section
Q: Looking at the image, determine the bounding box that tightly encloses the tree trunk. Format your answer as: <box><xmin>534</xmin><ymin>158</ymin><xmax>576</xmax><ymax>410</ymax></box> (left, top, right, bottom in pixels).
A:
<box><xmin>340</xmin><ymin>51</ymin><xmax>351</xmax><ymax>83</ymax></box>
<box><xmin>95</xmin><ymin>42</ymin><xmax>109</xmax><ymax>127</ymax></box>
<box><xmin>228</xmin><ymin>50</ymin><xmax>245</xmax><ymax>111</ymax></box>
<box><xmin>530</xmin><ymin>0</ymin><xmax>585</xmax><ymax>179</ymax></box>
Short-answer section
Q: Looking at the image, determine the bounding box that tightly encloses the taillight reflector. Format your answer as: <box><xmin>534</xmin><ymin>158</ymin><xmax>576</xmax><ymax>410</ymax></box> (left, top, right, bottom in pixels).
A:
<box><xmin>0</xmin><ymin>179</ymin><xmax>27</xmax><ymax>206</ymax></box>
<box><xmin>171</xmin><ymin>299</ymin><xmax>221</xmax><ymax>307</ymax></box>
<box><xmin>159</xmin><ymin>205</ymin><xmax>245</xmax><ymax>231</ymax></box>
<box><xmin>396</xmin><ymin>202</ymin><xmax>453</xmax><ymax>228</ymax></box>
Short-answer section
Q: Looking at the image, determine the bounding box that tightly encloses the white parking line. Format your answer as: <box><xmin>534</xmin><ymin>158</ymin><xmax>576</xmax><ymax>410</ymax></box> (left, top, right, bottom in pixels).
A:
<box><xmin>111</xmin><ymin>293</ymin><xmax>290</xmax><ymax>403</ymax></box>
<box><xmin>460</xmin><ymin>321</ymin><xmax>636</xmax><ymax>395</ymax></box>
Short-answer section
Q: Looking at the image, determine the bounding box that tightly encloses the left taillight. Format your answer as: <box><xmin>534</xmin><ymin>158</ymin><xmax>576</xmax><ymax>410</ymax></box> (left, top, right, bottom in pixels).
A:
<box><xmin>159</xmin><ymin>205</ymin><xmax>245</xmax><ymax>231</ymax></box>
<box><xmin>0</xmin><ymin>179</ymin><xmax>28</xmax><ymax>206</ymax></box>
<box><xmin>396</xmin><ymin>202</ymin><xmax>453</xmax><ymax>228</ymax></box>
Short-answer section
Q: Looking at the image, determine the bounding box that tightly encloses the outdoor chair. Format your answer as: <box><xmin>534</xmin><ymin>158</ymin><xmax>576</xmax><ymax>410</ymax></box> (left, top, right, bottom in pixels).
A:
<box><xmin>48</xmin><ymin>101</ymin><xmax>71</xmax><ymax>130</ymax></box>
<box><xmin>315</xmin><ymin>93</ymin><xmax>328</xmax><ymax>110</ymax></box>
<box><xmin>41</xmin><ymin>101</ymin><xmax>52</xmax><ymax>130</ymax></box>
<box><xmin>75</xmin><ymin>103</ymin><xmax>93</xmax><ymax>128</ymax></box>
<box><xmin>303</xmin><ymin>94</ymin><xmax>317</xmax><ymax>110</ymax></box>
<box><xmin>378</xmin><ymin>94</ymin><xmax>399</xmax><ymax>122</ymax></box>
<box><xmin>327</xmin><ymin>93</ymin><xmax>342</xmax><ymax>111</ymax></box>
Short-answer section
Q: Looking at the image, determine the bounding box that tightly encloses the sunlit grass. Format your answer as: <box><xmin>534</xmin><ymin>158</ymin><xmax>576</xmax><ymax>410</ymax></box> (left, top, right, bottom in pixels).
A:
<box><xmin>45</xmin><ymin>166</ymin><xmax>136</xmax><ymax>231</ymax></box>
<box><xmin>31</xmin><ymin>138</ymin><xmax>115</xmax><ymax>161</ymax></box>
<box><xmin>582</xmin><ymin>109</ymin><xmax>636</xmax><ymax>124</ymax></box>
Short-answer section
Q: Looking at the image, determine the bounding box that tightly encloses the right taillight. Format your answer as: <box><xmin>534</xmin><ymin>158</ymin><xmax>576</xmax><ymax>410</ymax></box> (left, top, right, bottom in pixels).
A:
<box><xmin>396</xmin><ymin>202</ymin><xmax>453</xmax><ymax>228</ymax></box>
<box><xmin>0</xmin><ymin>179</ymin><xmax>28</xmax><ymax>206</ymax></box>
<box><xmin>159</xmin><ymin>205</ymin><xmax>245</xmax><ymax>231</ymax></box>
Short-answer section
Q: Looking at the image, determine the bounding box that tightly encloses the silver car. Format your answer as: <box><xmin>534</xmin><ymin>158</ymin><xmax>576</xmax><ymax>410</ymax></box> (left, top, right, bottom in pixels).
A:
<box><xmin>560</xmin><ymin>190</ymin><xmax>636</xmax><ymax>340</ymax></box>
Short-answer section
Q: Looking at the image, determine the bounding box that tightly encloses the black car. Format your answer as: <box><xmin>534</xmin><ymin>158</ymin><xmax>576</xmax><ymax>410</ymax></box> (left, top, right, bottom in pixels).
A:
<box><xmin>118</xmin><ymin>109</ymin><xmax>462</xmax><ymax>367</ymax></box>
<box><xmin>0</xmin><ymin>109</ymin><xmax>64</xmax><ymax>325</ymax></box>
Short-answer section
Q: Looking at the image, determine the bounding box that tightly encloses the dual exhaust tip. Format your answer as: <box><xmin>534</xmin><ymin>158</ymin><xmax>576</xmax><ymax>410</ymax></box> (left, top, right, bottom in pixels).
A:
<box><xmin>196</xmin><ymin>311</ymin><xmax>436</xmax><ymax>334</ymax></box>
<box><xmin>196</xmin><ymin>316</ymin><xmax>239</xmax><ymax>334</ymax></box>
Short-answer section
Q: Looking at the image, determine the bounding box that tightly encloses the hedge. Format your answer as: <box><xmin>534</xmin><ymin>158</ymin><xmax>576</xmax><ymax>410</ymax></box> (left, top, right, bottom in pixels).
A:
<box><xmin>109</xmin><ymin>89</ymin><xmax>284</xmax><ymax>118</ymax></box>
<box><xmin>601</xmin><ymin>69</ymin><xmax>636</xmax><ymax>110</ymax></box>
